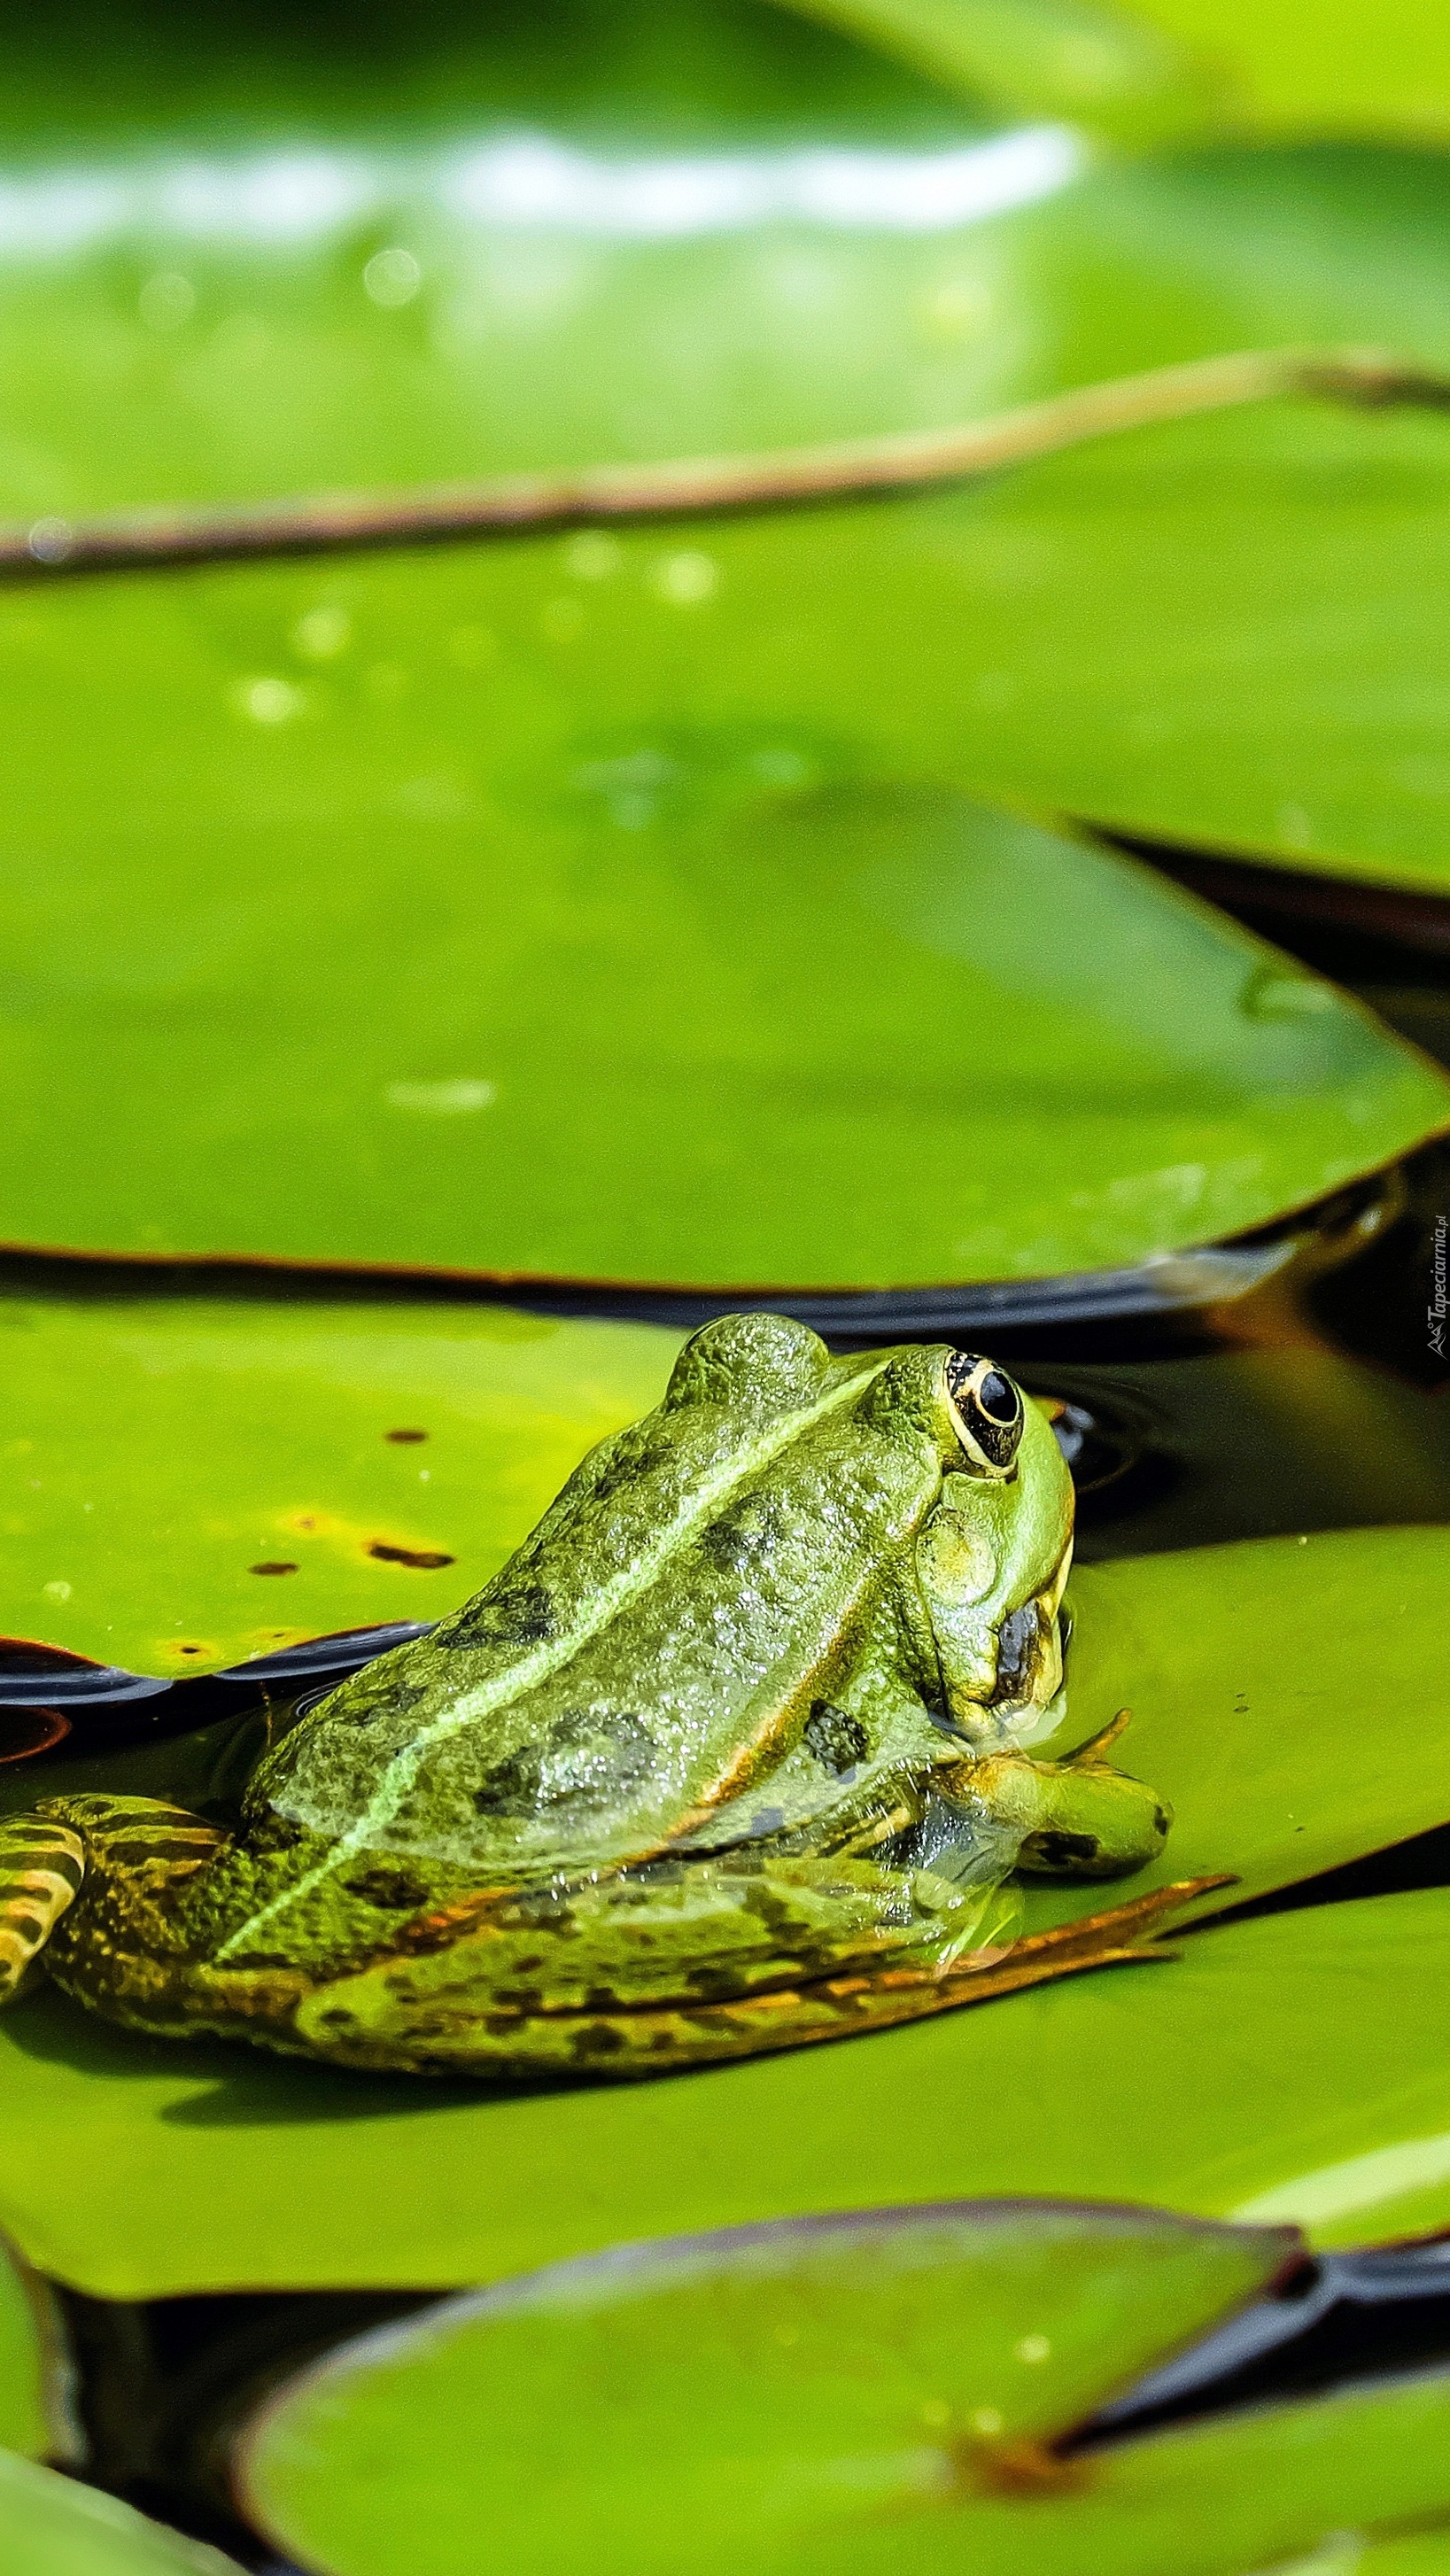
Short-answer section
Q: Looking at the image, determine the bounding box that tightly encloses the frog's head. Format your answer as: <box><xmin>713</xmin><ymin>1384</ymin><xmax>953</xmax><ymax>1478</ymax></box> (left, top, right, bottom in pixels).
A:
<box><xmin>871</xmin><ymin>1343</ymin><xmax>1075</xmax><ymax>1736</ymax></box>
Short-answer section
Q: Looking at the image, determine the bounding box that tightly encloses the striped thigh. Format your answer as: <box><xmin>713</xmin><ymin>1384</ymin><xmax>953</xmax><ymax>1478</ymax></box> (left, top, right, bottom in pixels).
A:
<box><xmin>0</xmin><ymin>1796</ymin><xmax>226</xmax><ymax>2003</ymax></box>
<box><xmin>0</xmin><ymin>1813</ymin><xmax>85</xmax><ymax>2000</ymax></box>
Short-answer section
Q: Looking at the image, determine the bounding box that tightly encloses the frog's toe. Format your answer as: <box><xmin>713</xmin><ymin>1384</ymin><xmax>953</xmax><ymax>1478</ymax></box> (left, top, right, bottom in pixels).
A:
<box><xmin>0</xmin><ymin>1813</ymin><xmax>85</xmax><ymax>2002</ymax></box>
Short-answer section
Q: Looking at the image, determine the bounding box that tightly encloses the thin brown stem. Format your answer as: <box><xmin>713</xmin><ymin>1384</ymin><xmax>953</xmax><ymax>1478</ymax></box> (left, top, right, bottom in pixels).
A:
<box><xmin>7</xmin><ymin>345</ymin><xmax>1450</xmax><ymax>580</ymax></box>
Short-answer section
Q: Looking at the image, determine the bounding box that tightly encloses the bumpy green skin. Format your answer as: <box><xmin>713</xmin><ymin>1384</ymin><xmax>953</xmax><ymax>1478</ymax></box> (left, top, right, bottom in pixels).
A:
<box><xmin>0</xmin><ymin>1316</ymin><xmax>1172</xmax><ymax>2076</ymax></box>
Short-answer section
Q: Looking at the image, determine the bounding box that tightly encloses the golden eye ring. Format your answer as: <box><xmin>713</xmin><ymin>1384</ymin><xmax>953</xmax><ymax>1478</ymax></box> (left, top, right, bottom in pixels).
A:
<box><xmin>945</xmin><ymin>1351</ymin><xmax>1025</xmax><ymax>1475</ymax></box>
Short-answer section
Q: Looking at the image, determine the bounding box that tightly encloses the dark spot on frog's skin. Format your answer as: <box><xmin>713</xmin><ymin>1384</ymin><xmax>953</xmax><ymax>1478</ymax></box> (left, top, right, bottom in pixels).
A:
<box><xmin>472</xmin><ymin>1709</ymin><xmax>655</xmax><ymax>1819</ymax></box>
<box><xmin>698</xmin><ymin>1495</ymin><xmax>779</xmax><ymax>1572</ymax></box>
<box><xmin>803</xmin><ymin>1701</ymin><xmax>870</xmax><ymax>1776</ymax></box>
<box><xmin>344</xmin><ymin>1866</ymin><xmax>431</xmax><ymax>1909</ymax></box>
<box><xmin>251</xmin><ymin>1562</ymin><xmax>299</xmax><ymax>1577</ymax></box>
<box><xmin>1153</xmin><ymin>1807</ymin><xmax>1170</xmax><ymax>1836</ymax></box>
<box><xmin>314</xmin><ymin>2007</ymin><xmax>359</xmax><ymax>2030</ymax></box>
<box><xmin>443</xmin><ymin>1580</ymin><xmax>554</xmax><ymax>1651</ymax></box>
<box><xmin>251</xmin><ymin>1814</ymin><xmax>307</xmax><ymax>1851</ymax></box>
<box><xmin>368</xmin><ymin>1541</ymin><xmax>455</xmax><ymax>1571</ymax></box>
<box><xmin>471</xmin><ymin>1742</ymin><xmax>542</xmax><ymax>1817</ymax></box>
<box><xmin>570</xmin><ymin>2022</ymin><xmax>626</xmax><ymax>2058</ymax></box>
<box><xmin>1027</xmin><ymin>1829</ymin><xmax>1101</xmax><ymax>1868</ymax></box>
<box><xmin>589</xmin><ymin>1440</ymin><xmax>657</xmax><ymax>1501</ymax></box>
<box><xmin>385</xmin><ymin>1428</ymin><xmax>428</xmax><ymax>1444</ymax></box>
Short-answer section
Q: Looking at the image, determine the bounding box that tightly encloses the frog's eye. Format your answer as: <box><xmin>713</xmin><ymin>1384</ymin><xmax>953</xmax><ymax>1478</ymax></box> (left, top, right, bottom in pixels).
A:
<box><xmin>945</xmin><ymin>1351</ymin><xmax>1024</xmax><ymax>1475</ymax></box>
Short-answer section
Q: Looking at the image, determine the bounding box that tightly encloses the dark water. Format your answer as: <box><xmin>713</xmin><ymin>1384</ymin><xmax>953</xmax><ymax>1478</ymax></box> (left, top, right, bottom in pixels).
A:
<box><xmin>9</xmin><ymin>849</ymin><xmax>1450</xmax><ymax>2567</ymax></box>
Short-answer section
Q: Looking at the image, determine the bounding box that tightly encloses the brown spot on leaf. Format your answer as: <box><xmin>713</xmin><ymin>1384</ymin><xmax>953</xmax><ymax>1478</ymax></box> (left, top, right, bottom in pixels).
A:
<box><xmin>957</xmin><ymin>2437</ymin><xmax>1088</xmax><ymax>2497</ymax></box>
<box><xmin>368</xmin><ymin>1541</ymin><xmax>455</xmax><ymax>1571</ymax></box>
<box><xmin>250</xmin><ymin>1562</ymin><xmax>299</xmax><ymax>1577</ymax></box>
<box><xmin>385</xmin><ymin>1428</ymin><xmax>429</xmax><ymax>1444</ymax></box>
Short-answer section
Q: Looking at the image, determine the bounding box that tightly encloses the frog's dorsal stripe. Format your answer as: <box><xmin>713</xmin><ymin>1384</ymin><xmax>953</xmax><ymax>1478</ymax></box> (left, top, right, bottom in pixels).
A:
<box><xmin>215</xmin><ymin>1357</ymin><xmax>891</xmax><ymax>1965</ymax></box>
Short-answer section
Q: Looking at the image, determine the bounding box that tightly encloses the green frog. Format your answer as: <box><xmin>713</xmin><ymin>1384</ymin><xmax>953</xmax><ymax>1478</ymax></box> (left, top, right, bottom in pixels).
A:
<box><xmin>0</xmin><ymin>1315</ymin><xmax>1199</xmax><ymax>2077</ymax></box>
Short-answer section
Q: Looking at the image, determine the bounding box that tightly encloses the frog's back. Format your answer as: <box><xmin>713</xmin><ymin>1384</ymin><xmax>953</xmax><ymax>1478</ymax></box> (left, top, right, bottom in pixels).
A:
<box><xmin>247</xmin><ymin>1316</ymin><xmax>941</xmax><ymax>1873</ymax></box>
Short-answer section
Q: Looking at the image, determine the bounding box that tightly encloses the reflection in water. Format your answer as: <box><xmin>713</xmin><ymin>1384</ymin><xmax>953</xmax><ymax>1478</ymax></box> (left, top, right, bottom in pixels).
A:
<box><xmin>0</xmin><ymin>125</ymin><xmax>1082</xmax><ymax>258</ymax></box>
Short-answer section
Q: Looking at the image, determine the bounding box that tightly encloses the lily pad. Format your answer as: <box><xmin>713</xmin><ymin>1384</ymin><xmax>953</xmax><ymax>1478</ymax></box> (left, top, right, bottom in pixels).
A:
<box><xmin>764</xmin><ymin>0</ymin><xmax>1216</xmax><ymax>140</ymax></box>
<box><xmin>8</xmin><ymin>13</ymin><xmax>1450</xmax><ymax>523</ymax></box>
<box><xmin>4</xmin><ymin>12</ymin><xmax>1450</xmax><ymax>906</ymax></box>
<box><xmin>0</xmin><ymin>1294</ymin><xmax>678</xmax><ymax>1676</ymax></box>
<box><xmin>1</xmin><ymin>739</ymin><xmax>1443</xmax><ymax>1283</ymax></box>
<box><xmin>0</xmin><ymin>1881</ymin><xmax>1444</xmax><ymax>2300</ymax></box>
<box><xmin>1316</xmin><ymin>2544</ymin><xmax>1450</xmax><ymax>2576</ymax></box>
<box><xmin>0</xmin><ymin>2230</ymin><xmax>53</xmax><ymax>2460</ymax></box>
<box><xmin>1113</xmin><ymin>0</ymin><xmax>1450</xmax><ymax>145</ymax></box>
<box><xmin>1022</xmin><ymin>1525</ymin><xmax>1450</xmax><ymax>1930</ymax></box>
<box><xmin>238</xmin><ymin>2201</ymin><xmax>1298</xmax><ymax>2576</ymax></box>
<box><xmin>0</xmin><ymin>2453</ymin><xmax>243</xmax><ymax>2576</ymax></box>
<box><xmin>2</xmin><ymin>1528</ymin><xmax>1450</xmax><ymax>2293</ymax></box>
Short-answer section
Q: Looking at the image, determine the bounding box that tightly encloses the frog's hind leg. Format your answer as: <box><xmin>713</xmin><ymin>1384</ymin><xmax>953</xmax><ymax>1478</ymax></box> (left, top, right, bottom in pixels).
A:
<box><xmin>290</xmin><ymin>1844</ymin><xmax>1229</xmax><ymax>2079</ymax></box>
<box><xmin>0</xmin><ymin>1796</ymin><xmax>228</xmax><ymax>2008</ymax></box>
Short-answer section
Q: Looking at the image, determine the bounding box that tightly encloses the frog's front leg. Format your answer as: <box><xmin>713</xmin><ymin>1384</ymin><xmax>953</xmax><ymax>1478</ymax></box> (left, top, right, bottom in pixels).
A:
<box><xmin>944</xmin><ymin>1711</ymin><xmax>1172</xmax><ymax>1879</ymax></box>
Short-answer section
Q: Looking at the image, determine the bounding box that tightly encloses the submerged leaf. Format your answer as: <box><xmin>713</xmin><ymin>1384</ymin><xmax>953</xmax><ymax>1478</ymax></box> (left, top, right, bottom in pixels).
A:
<box><xmin>238</xmin><ymin>2201</ymin><xmax>1295</xmax><ymax>2576</ymax></box>
<box><xmin>4</xmin><ymin>7</ymin><xmax>1450</xmax><ymax>1015</ymax></box>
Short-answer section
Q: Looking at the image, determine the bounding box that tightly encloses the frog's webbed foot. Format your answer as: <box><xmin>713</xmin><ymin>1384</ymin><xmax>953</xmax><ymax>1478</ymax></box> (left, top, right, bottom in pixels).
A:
<box><xmin>0</xmin><ymin>1796</ymin><xmax>228</xmax><ymax>2006</ymax></box>
<box><xmin>774</xmin><ymin>1873</ymin><xmax>1232</xmax><ymax>2040</ymax></box>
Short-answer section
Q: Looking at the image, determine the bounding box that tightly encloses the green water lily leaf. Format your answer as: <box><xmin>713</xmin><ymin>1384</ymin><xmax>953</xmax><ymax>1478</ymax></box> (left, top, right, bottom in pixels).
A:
<box><xmin>4</xmin><ymin>12</ymin><xmax>1450</xmax><ymax>918</ymax></box>
<box><xmin>0</xmin><ymin>1882</ymin><xmax>1445</xmax><ymax>2300</ymax></box>
<box><xmin>1</xmin><ymin>740</ymin><xmax>1444</xmax><ymax>1283</ymax></box>
<box><xmin>0</xmin><ymin>2453</ymin><xmax>243</xmax><ymax>2576</ymax></box>
<box><xmin>0</xmin><ymin>1295</ymin><xmax>678</xmax><ymax>1677</ymax></box>
<box><xmin>238</xmin><ymin>2262</ymin><xmax>1450</xmax><ymax>2576</ymax></box>
<box><xmin>764</xmin><ymin>0</ymin><xmax>1214</xmax><ymax>139</ymax></box>
<box><xmin>1312</xmin><ymin>2542</ymin><xmax>1450</xmax><ymax>2576</ymax></box>
<box><xmin>1024</xmin><ymin>1525</ymin><xmax>1450</xmax><ymax>1932</ymax></box>
<box><xmin>0</xmin><ymin>2231</ymin><xmax>54</xmax><ymax>2461</ymax></box>
<box><xmin>1116</xmin><ymin>0</ymin><xmax>1450</xmax><ymax>144</ymax></box>
<box><xmin>238</xmin><ymin>2202</ymin><xmax>1298</xmax><ymax>2576</ymax></box>
<box><xmin>8</xmin><ymin>11</ymin><xmax>1450</xmax><ymax>524</ymax></box>
<box><xmin>1</xmin><ymin>1531</ymin><xmax>1449</xmax><ymax>2295</ymax></box>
